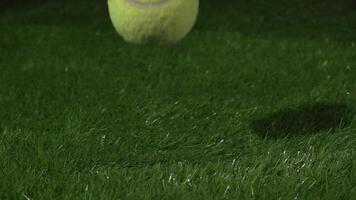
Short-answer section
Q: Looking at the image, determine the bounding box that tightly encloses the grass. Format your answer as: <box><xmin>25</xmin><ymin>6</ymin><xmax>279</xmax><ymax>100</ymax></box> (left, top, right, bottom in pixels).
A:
<box><xmin>0</xmin><ymin>0</ymin><xmax>356</xmax><ymax>199</ymax></box>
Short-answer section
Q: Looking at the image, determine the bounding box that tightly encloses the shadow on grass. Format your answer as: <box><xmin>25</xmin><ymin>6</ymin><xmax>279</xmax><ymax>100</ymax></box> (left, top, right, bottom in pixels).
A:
<box><xmin>250</xmin><ymin>102</ymin><xmax>354</xmax><ymax>139</ymax></box>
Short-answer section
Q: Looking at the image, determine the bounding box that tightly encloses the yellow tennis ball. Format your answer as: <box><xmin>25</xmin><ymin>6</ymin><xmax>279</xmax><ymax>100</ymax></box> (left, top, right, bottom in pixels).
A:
<box><xmin>108</xmin><ymin>0</ymin><xmax>199</xmax><ymax>45</ymax></box>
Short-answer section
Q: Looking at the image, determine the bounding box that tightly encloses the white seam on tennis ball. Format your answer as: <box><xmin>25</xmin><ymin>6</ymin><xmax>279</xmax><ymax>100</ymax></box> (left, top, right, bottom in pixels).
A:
<box><xmin>126</xmin><ymin>0</ymin><xmax>170</xmax><ymax>8</ymax></box>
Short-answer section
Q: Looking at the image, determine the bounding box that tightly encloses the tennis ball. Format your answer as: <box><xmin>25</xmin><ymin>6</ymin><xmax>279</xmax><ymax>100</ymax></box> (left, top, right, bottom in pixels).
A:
<box><xmin>108</xmin><ymin>0</ymin><xmax>199</xmax><ymax>45</ymax></box>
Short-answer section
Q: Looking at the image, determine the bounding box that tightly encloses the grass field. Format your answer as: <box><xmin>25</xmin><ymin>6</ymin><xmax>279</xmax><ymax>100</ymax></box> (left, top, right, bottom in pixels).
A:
<box><xmin>1</xmin><ymin>0</ymin><xmax>356</xmax><ymax>199</ymax></box>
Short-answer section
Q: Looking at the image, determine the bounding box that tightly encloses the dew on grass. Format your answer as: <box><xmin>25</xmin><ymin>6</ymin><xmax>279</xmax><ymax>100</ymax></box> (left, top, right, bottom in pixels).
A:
<box><xmin>301</xmin><ymin>178</ymin><xmax>308</xmax><ymax>185</ymax></box>
<box><xmin>322</xmin><ymin>60</ymin><xmax>328</xmax><ymax>66</ymax></box>
<box><xmin>232</xmin><ymin>159</ymin><xmax>237</xmax><ymax>166</ymax></box>
<box><xmin>100</xmin><ymin>135</ymin><xmax>106</xmax><ymax>146</ymax></box>
<box><xmin>57</xmin><ymin>144</ymin><xmax>64</xmax><ymax>150</ymax></box>
<box><xmin>168</xmin><ymin>173</ymin><xmax>175</xmax><ymax>183</ymax></box>
<box><xmin>301</xmin><ymin>163</ymin><xmax>306</xmax><ymax>169</ymax></box>
<box><xmin>184</xmin><ymin>176</ymin><xmax>192</xmax><ymax>186</ymax></box>
<box><xmin>84</xmin><ymin>185</ymin><xmax>89</xmax><ymax>192</ymax></box>
<box><xmin>224</xmin><ymin>185</ymin><xmax>231</xmax><ymax>195</ymax></box>
<box><xmin>151</xmin><ymin>118</ymin><xmax>159</xmax><ymax>124</ymax></box>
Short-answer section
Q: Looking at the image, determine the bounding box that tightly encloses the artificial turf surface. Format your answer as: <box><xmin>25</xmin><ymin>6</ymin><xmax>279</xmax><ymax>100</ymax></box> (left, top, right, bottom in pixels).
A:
<box><xmin>0</xmin><ymin>0</ymin><xmax>356</xmax><ymax>199</ymax></box>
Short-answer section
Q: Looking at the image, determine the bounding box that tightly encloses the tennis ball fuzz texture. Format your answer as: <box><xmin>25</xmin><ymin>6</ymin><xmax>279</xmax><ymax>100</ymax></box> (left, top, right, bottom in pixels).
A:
<box><xmin>108</xmin><ymin>0</ymin><xmax>199</xmax><ymax>45</ymax></box>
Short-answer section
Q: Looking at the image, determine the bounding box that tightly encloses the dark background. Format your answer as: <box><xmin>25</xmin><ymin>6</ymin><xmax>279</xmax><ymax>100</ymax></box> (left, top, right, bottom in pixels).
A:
<box><xmin>1</xmin><ymin>0</ymin><xmax>356</xmax><ymax>9</ymax></box>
